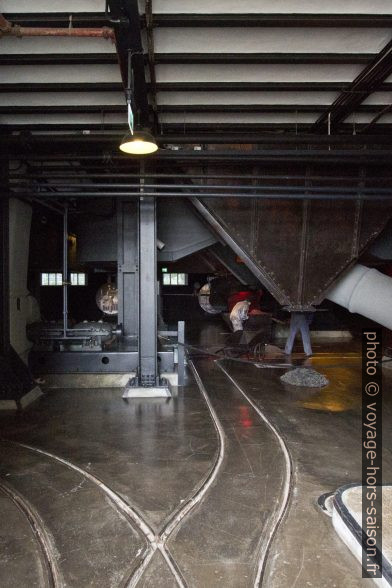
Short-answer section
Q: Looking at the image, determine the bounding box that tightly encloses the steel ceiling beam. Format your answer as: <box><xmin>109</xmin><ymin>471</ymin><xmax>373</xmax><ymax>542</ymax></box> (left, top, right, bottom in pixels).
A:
<box><xmin>359</xmin><ymin>104</ymin><xmax>392</xmax><ymax>133</ymax></box>
<box><xmin>150</xmin><ymin>81</ymin><xmax>392</xmax><ymax>92</ymax></box>
<box><xmin>3</xmin><ymin>122</ymin><xmax>392</xmax><ymax>133</ymax></box>
<box><xmin>145</xmin><ymin>0</ymin><xmax>158</xmax><ymax>131</ymax></box>
<box><xmin>313</xmin><ymin>38</ymin><xmax>392</xmax><ymax>131</ymax></box>
<box><xmin>2</xmin><ymin>52</ymin><xmax>370</xmax><ymax>66</ymax></box>
<box><xmin>146</xmin><ymin>14</ymin><xmax>392</xmax><ymax>28</ymax></box>
<box><xmin>0</xmin><ymin>54</ymin><xmax>117</xmax><ymax>66</ymax></box>
<box><xmin>6</xmin><ymin>11</ymin><xmax>392</xmax><ymax>28</ymax></box>
<box><xmin>157</xmin><ymin>123</ymin><xmax>392</xmax><ymax>133</ymax></box>
<box><xmin>0</xmin><ymin>106</ymin><xmax>125</xmax><ymax>115</ymax></box>
<box><xmin>0</xmin><ymin>83</ymin><xmax>123</xmax><ymax>92</ymax></box>
<box><xmin>153</xmin><ymin>52</ymin><xmax>373</xmax><ymax>65</ymax></box>
<box><xmin>107</xmin><ymin>0</ymin><xmax>149</xmax><ymax>125</ymax></box>
<box><xmin>2</xmin><ymin>82</ymin><xmax>391</xmax><ymax>93</ymax></box>
<box><xmin>3</xmin><ymin>13</ymin><xmax>110</xmax><ymax>27</ymax></box>
<box><xmin>1</xmin><ymin>104</ymin><xmax>390</xmax><ymax>116</ymax></box>
<box><xmin>155</xmin><ymin>104</ymin><xmax>391</xmax><ymax>114</ymax></box>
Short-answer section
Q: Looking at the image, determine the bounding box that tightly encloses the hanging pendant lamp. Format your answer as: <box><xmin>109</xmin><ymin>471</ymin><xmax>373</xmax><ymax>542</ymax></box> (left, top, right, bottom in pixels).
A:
<box><xmin>119</xmin><ymin>128</ymin><xmax>158</xmax><ymax>155</ymax></box>
<box><xmin>119</xmin><ymin>50</ymin><xmax>158</xmax><ymax>155</ymax></box>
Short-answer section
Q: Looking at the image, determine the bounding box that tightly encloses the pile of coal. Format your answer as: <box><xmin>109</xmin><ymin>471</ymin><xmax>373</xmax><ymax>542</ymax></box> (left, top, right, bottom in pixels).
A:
<box><xmin>280</xmin><ymin>368</ymin><xmax>329</xmax><ymax>388</ymax></box>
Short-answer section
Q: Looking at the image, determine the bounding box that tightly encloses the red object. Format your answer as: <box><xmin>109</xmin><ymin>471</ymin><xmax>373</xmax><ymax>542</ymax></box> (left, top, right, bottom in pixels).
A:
<box><xmin>16</xmin><ymin>27</ymin><xmax>115</xmax><ymax>39</ymax></box>
<box><xmin>228</xmin><ymin>290</ymin><xmax>263</xmax><ymax>313</ymax></box>
<box><xmin>239</xmin><ymin>406</ymin><xmax>253</xmax><ymax>428</ymax></box>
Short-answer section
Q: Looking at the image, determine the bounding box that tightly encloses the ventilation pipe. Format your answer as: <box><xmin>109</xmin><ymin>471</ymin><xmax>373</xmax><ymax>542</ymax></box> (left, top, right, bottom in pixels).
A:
<box><xmin>0</xmin><ymin>14</ymin><xmax>114</xmax><ymax>39</ymax></box>
<box><xmin>326</xmin><ymin>264</ymin><xmax>392</xmax><ymax>330</ymax></box>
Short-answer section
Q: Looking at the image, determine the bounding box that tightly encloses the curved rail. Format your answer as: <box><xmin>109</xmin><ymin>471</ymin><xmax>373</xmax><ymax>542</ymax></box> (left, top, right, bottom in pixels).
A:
<box><xmin>5</xmin><ymin>441</ymin><xmax>156</xmax><ymax>588</ymax></box>
<box><xmin>4</xmin><ymin>357</ymin><xmax>291</xmax><ymax>587</ymax></box>
<box><xmin>0</xmin><ymin>481</ymin><xmax>61</xmax><ymax>588</ymax></box>
<box><xmin>4</xmin><ymin>362</ymin><xmax>227</xmax><ymax>588</ymax></box>
<box><xmin>215</xmin><ymin>360</ymin><xmax>293</xmax><ymax>587</ymax></box>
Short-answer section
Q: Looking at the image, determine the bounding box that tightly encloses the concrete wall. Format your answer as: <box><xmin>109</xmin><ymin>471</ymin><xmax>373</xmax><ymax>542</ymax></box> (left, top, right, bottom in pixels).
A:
<box><xmin>9</xmin><ymin>198</ymin><xmax>35</xmax><ymax>362</ymax></box>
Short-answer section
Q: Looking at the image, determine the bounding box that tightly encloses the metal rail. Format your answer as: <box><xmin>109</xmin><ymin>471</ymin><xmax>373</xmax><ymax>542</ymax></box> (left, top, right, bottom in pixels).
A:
<box><xmin>215</xmin><ymin>361</ymin><xmax>293</xmax><ymax>587</ymax></box>
<box><xmin>0</xmin><ymin>481</ymin><xmax>61</xmax><ymax>588</ymax></box>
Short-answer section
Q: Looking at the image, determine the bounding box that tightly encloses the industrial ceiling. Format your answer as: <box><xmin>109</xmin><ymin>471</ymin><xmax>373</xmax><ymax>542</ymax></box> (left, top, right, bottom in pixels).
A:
<box><xmin>2</xmin><ymin>0</ymin><xmax>392</xmax><ymax>145</ymax></box>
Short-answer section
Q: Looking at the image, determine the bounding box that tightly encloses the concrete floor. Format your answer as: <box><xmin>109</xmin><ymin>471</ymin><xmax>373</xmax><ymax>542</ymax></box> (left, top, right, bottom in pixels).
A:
<box><xmin>0</xmin><ymin>324</ymin><xmax>391</xmax><ymax>587</ymax></box>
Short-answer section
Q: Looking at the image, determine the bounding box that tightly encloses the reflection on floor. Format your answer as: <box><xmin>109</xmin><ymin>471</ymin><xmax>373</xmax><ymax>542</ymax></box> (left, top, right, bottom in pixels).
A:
<box><xmin>0</xmin><ymin>323</ymin><xmax>390</xmax><ymax>587</ymax></box>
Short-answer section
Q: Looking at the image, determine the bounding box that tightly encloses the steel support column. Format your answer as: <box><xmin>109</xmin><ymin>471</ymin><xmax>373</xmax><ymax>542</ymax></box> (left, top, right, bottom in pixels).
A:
<box><xmin>138</xmin><ymin>196</ymin><xmax>158</xmax><ymax>386</ymax></box>
<box><xmin>177</xmin><ymin>321</ymin><xmax>185</xmax><ymax>387</ymax></box>
<box><xmin>123</xmin><ymin>190</ymin><xmax>172</xmax><ymax>397</ymax></box>
<box><xmin>117</xmin><ymin>200</ymin><xmax>138</xmax><ymax>339</ymax></box>
<box><xmin>108</xmin><ymin>0</ymin><xmax>149</xmax><ymax>125</ymax></box>
<box><xmin>62</xmin><ymin>205</ymin><xmax>68</xmax><ymax>338</ymax></box>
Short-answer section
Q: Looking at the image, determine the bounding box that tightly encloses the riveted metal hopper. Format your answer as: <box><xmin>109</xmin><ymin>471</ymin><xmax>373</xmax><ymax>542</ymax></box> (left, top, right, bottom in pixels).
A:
<box><xmin>193</xmin><ymin>195</ymin><xmax>392</xmax><ymax>310</ymax></box>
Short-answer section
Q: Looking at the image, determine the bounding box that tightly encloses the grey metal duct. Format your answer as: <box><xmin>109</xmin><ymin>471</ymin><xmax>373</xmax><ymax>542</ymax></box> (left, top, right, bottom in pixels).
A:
<box><xmin>326</xmin><ymin>264</ymin><xmax>392</xmax><ymax>330</ymax></box>
<box><xmin>157</xmin><ymin>199</ymin><xmax>217</xmax><ymax>262</ymax></box>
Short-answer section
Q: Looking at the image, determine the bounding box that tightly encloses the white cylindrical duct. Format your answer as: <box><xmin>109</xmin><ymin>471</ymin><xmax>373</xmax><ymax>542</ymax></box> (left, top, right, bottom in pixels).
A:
<box><xmin>326</xmin><ymin>264</ymin><xmax>392</xmax><ymax>330</ymax></box>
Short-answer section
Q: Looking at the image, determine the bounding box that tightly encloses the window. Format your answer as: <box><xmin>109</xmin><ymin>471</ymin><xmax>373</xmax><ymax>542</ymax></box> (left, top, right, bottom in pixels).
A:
<box><xmin>41</xmin><ymin>272</ymin><xmax>63</xmax><ymax>286</ymax></box>
<box><xmin>70</xmin><ymin>272</ymin><xmax>87</xmax><ymax>286</ymax></box>
<box><xmin>40</xmin><ymin>272</ymin><xmax>87</xmax><ymax>286</ymax></box>
<box><xmin>162</xmin><ymin>272</ymin><xmax>188</xmax><ymax>286</ymax></box>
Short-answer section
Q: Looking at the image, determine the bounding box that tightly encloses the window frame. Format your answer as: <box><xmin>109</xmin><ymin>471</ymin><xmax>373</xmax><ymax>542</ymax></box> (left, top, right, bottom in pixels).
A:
<box><xmin>161</xmin><ymin>272</ymin><xmax>188</xmax><ymax>286</ymax></box>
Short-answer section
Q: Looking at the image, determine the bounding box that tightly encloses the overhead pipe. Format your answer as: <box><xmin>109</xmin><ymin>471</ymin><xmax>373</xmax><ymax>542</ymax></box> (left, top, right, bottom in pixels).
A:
<box><xmin>0</xmin><ymin>14</ymin><xmax>114</xmax><ymax>39</ymax></box>
<box><xmin>326</xmin><ymin>264</ymin><xmax>392</xmax><ymax>330</ymax></box>
<box><xmin>2</xmin><ymin>151</ymin><xmax>392</xmax><ymax>163</ymax></box>
<box><xmin>8</xmin><ymin>173</ymin><xmax>392</xmax><ymax>183</ymax></box>
<box><xmin>8</xmin><ymin>191</ymin><xmax>392</xmax><ymax>201</ymax></box>
<box><xmin>313</xmin><ymin>38</ymin><xmax>392</xmax><ymax>131</ymax></box>
<box><xmin>8</xmin><ymin>182</ymin><xmax>392</xmax><ymax>195</ymax></box>
<box><xmin>4</xmin><ymin>133</ymin><xmax>392</xmax><ymax>145</ymax></box>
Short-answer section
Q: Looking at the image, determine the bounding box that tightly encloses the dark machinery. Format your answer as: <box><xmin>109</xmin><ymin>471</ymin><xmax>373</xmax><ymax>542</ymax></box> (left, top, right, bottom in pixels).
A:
<box><xmin>28</xmin><ymin>197</ymin><xmax>185</xmax><ymax>391</ymax></box>
<box><xmin>198</xmin><ymin>277</ymin><xmax>274</xmax><ymax>349</ymax></box>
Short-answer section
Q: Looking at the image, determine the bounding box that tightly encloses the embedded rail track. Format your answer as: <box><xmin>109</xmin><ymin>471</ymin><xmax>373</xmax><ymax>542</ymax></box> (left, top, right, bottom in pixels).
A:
<box><xmin>2</xmin><ymin>357</ymin><xmax>291</xmax><ymax>587</ymax></box>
